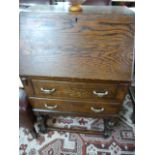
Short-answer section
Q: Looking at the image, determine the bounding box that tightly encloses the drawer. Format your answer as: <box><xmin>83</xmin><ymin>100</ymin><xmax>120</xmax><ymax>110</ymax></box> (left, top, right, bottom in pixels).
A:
<box><xmin>31</xmin><ymin>80</ymin><xmax>118</xmax><ymax>100</ymax></box>
<box><xmin>29</xmin><ymin>98</ymin><xmax>120</xmax><ymax>115</ymax></box>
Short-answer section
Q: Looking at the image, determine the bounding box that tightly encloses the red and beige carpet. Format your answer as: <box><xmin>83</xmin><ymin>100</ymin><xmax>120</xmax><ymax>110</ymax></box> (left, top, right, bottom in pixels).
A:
<box><xmin>19</xmin><ymin>94</ymin><xmax>135</xmax><ymax>155</ymax></box>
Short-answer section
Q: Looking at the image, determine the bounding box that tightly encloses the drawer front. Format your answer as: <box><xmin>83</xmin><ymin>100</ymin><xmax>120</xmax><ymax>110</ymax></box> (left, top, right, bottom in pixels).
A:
<box><xmin>31</xmin><ymin>80</ymin><xmax>118</xmax><ymax>100</ymax></box>
<box><xmin>29</xmin><ymin>98</ymin><xmax>120</xmax><ymax>115</ymax></box>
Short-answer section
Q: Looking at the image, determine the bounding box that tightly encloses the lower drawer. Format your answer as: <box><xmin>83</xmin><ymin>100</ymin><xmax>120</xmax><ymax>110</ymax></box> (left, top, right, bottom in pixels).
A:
<box><xmin>29</xmin><ymin>98</ymin><xmax>121</xmax><ymax>115</ymax></box>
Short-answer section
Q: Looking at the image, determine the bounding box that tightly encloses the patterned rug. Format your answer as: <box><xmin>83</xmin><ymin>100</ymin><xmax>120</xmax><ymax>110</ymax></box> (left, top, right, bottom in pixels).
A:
<box><xmin>19</xmin><ymin>94</ymin><xmax>135</xmax><ymax>155</ymax></box>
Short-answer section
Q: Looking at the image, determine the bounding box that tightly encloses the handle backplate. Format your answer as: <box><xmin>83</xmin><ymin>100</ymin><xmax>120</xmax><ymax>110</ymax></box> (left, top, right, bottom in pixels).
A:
<box><xmin>44</xmin><ymin>104</ymin><xmax>58</xmax><ymax>110</ymax></box>
<box><xmin>93</xmin><ymin>90</ymin><xmax>108</xmax><ymax>97</ymax></box>
<box><xmin>41</xmin><ymin>88</ymin><xmax>56</xmax><ymax>94</ymax></box>
<box><xmin>91</xmin><ymin>107</ymin><xmax>104</xmax><ymax>113</ymax></box>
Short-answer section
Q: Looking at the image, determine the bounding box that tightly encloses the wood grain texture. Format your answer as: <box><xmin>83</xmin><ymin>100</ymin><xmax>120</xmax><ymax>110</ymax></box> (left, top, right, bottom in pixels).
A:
<box><xmin>32</xmin><ymin>109</ymin><xmax>119</xmax><ymax>118</ymax></box>
<box><xmin>46</xmin><ymin>127</ymin><xmax>105</xmax><ymax>135</ymax></box>
<box><xmin>22</xmin><ymin>6</ymin><xmax>134</xmax><ymax>23</ymax></box>
<box><xmin>20</xmin><ymin>77</ymin><xmax>34</xmax><ymax>96</ymax></box>
<box><xmin>19</xmin><ymin>6</ymin><xmax>134</xmax><ymax>134</ymax></box>
<box><xmin>19</xmin><ymin>6</ymin><xmax>134</xmax><ymax>82</ymax></box>
<box><xmin>29</xmin><ymin>97</ymin><xmax>120</xmax><ymax>115</ymax></box>
<box><xmin>31</xmin><ymin>79</ymin><xmax>118</xmax><ymax>100</ymax></box>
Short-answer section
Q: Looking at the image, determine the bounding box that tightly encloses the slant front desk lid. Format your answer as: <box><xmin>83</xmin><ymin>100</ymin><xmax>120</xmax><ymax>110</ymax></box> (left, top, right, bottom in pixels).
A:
<box><xmin>19</xmin><ymin>6</ymin><xmax>134</xmax><ymax>82</ymax></box>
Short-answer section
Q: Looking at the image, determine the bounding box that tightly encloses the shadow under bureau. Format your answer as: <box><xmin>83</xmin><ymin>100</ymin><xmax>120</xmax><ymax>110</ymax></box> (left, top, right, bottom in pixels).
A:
<box><xmin>19</xmin><ymin>6</ymin><xmax>134</xmax><ymax>137</ymax></box>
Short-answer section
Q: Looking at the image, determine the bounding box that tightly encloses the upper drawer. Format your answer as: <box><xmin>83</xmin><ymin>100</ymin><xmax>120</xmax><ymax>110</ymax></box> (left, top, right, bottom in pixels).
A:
<box><xmin>31</xmin><ymin>79</ymin><xmax>118</xmax><ymax>100</ymax></box>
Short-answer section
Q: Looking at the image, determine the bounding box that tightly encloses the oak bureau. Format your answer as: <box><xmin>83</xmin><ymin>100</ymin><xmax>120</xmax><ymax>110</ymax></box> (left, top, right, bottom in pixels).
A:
<box><xmin>19</xmin><ymin>5</ymin><xmax>134</xmax><ymax>136</ymax></box>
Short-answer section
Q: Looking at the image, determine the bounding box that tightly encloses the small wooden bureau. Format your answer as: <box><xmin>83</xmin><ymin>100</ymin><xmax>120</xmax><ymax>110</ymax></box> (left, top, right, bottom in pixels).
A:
<box><xmin>19</xmin><ymin>6</ymin><xmax>134</xmax><ymax>136</ymax></box>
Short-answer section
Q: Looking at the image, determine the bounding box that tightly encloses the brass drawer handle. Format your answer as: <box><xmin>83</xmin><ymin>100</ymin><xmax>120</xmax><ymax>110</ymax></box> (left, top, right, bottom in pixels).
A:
<box><xmin>93</xmin><ymin>90</ymin><xmax>108</xmax><ymax>97</ymax></box>
<box><xmin>91</xmin><ymin>107</ymin><xmax>104</xmax><ymax>113</ymax></box>
<box><xmin>44</xmin><ymin>104</ymin><xmax>58</xmax><ymax>110</ymax></box>
<box><xmin>41</xmin><ymin>88</ymin><xmax>56</xmax><ymax>94</ymax></box>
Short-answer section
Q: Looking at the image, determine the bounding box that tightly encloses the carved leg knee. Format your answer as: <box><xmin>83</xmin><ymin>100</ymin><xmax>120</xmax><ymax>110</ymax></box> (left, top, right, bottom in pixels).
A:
<box><xmin>37</xmin><ymin>115</ymin><xmax>47</xmax><ymax>134</ymax></box>
<box><xmin>103</xmin><ymin>118</ymin><xmax>116</xmax><ymax>138</ymax></box>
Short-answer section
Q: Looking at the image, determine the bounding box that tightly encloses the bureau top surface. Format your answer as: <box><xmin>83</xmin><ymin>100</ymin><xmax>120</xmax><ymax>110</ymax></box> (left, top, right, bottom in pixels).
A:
<box><xmin>19</xmin><ymin>6</ymin><xmax>134</xmax><ymax>82</ymax></box>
